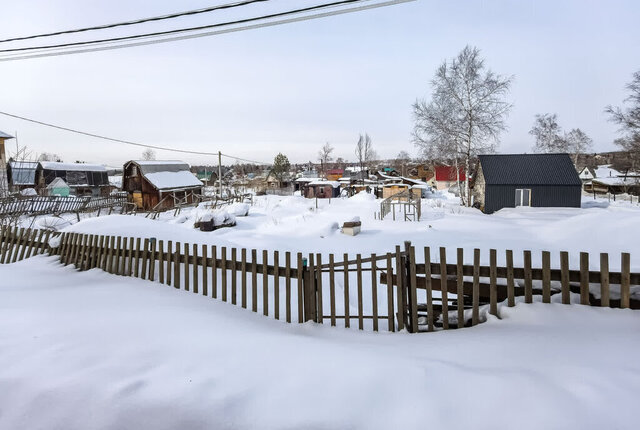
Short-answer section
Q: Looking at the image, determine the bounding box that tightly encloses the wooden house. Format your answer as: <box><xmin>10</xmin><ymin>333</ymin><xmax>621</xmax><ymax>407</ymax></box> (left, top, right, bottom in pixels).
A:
<box><xmin>36</xmin><ymin>161</ymin><xmax>110</xmax><ymax>197</ymax></box>
<box><xmin>325</xmin><ymin>168</ymin><xmax>344</xmax><ymax>181</ymax></box>
<box><xmin>434</xmin><ymin>165</ymin><xmax>465</xmax><ymax>190</ymax></box>
<box><xmin>303</xmin><ymin>180</ymin><xmax>341</xmax><ymax>198</ymax></box>
<box><xmin>472</xmin><ymin>153</ymin><xmax>582</xmax><ymax>214</ymax></box>
<box><xmin>122</xmin><ymin>160</ymin><xmax>203</xmax><ymax>210</ymax></box>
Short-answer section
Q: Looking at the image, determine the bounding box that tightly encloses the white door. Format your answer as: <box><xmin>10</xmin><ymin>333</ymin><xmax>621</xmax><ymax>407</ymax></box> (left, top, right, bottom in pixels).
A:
<box><xmin>515</xmin><ymin>189</ymin><xmax>531</xmax><ymax>207</ymax></box>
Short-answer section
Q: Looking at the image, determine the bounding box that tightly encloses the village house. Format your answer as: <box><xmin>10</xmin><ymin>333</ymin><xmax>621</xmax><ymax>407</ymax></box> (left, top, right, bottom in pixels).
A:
<box><xmin>122</xmin><ymin>160</ymin><xmax>203</xmax><ymax>210</ymax></box>
<box><xmin>434</xmin><ymin>165</ymin><xmax>465</xmax><ymax>190</ymax></box>
<box><xmin>325</xmin><ymin>168</ymin><xmax>344</xmax><ymax>181</ymax></box>
<box><xmin>472</xmin><ymin>153</ymin><xmax>582</xmax><ymax>214</ymax></box>
<box><xmin>35</xmin><ymin>161</ymin><xmax>110</xmax><ymax>197</ymax></box>
<box><xmin>302</xmin><ymin>180</ymin><xmax>341</xmax><ymax>198</ymax></box>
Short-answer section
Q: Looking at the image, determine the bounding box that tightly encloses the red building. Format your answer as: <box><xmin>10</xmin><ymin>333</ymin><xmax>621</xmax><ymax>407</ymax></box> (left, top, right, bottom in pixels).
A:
<box><xmin>434</xmin><ymin>166</ymin><xmax>466</xmax><ymax>190</ymax></box>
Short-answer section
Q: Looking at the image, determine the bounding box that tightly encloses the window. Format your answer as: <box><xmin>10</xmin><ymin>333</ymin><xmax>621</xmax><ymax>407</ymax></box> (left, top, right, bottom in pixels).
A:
<box><xmin>515</xmin><ymin>189</ymin><xmax>531</xmax><ymax>207</ymax></box>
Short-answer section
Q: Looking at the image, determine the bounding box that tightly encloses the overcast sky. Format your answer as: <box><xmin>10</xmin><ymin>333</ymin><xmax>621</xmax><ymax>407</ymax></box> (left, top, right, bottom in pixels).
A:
<box><xmin>0</xmin><ymin>0</ymin><xmax>639</xmax><ymax>167</ymax></box>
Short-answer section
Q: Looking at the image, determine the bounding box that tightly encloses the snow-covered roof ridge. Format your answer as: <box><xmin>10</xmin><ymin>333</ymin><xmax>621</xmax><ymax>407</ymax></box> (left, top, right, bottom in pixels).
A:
<box><xmin>144</xmin><ymin>171</ymin><xmax>203</xmax><ymax>191</ymax></box>
<box><xmin>308</xmin><ymin>179</ymin><xmax>340</xmax><ymax>187</ymax></box>
<box><xmin>39</xmin><ymin>161</ymin><xmax>107</xmax><ymax>172</ymax></box>
<box><xmin>0</xmin><ymin>130</ymin><xmax>14</xmax><ymax>139</ymax></box>
<box><xmin>9</xmin><ymin>161</ymin><xmax>38</xmax><ymax>169</ymax></box>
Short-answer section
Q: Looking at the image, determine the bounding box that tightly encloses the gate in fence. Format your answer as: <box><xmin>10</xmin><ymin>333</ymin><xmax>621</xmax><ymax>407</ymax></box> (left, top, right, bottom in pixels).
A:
<box><xmin>0</xmin><ymin>226</ymin><xmax>637</xmax><ymax>333</ymax></box>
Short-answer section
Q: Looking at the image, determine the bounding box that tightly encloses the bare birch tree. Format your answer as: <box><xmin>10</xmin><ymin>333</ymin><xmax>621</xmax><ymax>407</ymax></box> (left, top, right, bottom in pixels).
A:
<box><xmin>531</xmin><ymin>113</ymin><xmax>592</xmax><ymax>164</ymax></box>
<box><xmin>355</xmin><ymin>133</ymin><xmax>375</xmax><ymax>184</ymax></box>
<box><xmin>412</xmin><ymin>45</ymin><xmax>512</xmax><ymax>206</ymax></box>
<box><xmin>318</xmin><ymin>142</ymin><xmax>334</xmax><ymax>178</ymax></box>
<box><xmin>142</xmin><ymin>148</ymin><xmax>156</xmax><ymax>161</ymax></box>
<box><xmin>606</xmin><ymin>70</ymin><xmax>640</xmax><ymax>170</ymax></box>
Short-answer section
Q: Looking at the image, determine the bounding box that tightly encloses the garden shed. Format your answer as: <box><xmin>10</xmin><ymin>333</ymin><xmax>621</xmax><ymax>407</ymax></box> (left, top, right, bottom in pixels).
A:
<box><xmin>303</xmin><ymin>180</ymin><xmax>341</xmax><ymax>198</ymax></box>
<box><xmin>36</xmin><ymin>162</ymin><xmax>109</xmax><ymax>196</ymax></box>
<box><xmin>473</xmin><ymin>153</ymin><xmax>582</xmax><ymax>214</ymax></box>
<box><xmin>46</xmin><ymin>177</ymin><xmax>70</xmax><ymax>197</ymax></box>
<box><xmin>7</xmin><ymin>161</ymin><xmax>38</xmax><ymax>191</ymax></box>
<box><xmin>122</xmin><ymin>160</ymin><xmax>203</xmax><ymax>210</ymax></box>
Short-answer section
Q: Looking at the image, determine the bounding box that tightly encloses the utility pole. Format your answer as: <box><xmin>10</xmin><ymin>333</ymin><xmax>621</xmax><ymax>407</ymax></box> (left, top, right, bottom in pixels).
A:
<box><xmin>218</xmin><ymin>151</ymin><xmax>223</xmax><ymax>198</ymax></box>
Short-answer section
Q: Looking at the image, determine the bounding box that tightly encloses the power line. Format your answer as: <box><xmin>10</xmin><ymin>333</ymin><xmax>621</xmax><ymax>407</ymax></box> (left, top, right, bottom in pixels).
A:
<box><xmin>0</xmin><ymin>0</ymin><xmax>270</xmax><ymax>44</ymax></box>
<box><xmin>0</xmin><ymin>0</ymin><xmax>415</xmax><ymax>62</ymax></box>
<box><xmin>0</xmin><ymin>110</ymin><xmax>271</xmax><ymax>165</ymax></box>
<box><xmin>0</xmin><ymin>0</ymin><xmax>369</xmax><ymax>53</ymax></box>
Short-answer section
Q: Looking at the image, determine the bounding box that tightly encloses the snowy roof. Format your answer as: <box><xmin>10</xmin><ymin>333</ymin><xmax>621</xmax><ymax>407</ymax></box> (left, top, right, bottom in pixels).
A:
<box><xmin>145</xmin><ymin>171</ymin><xmax>203</xmax><ymax>191</ymax></box>
<box><xmin>307</xmin><ymin>180</ymin><xmax>340</xmax><ymax>188</ymax></box>
<box><xmin>9</xmin><ymin>161</ymin><xmax>38</xmax><ymax>169</ymax></box>
<box><xmin>592</xmin><ymin>177</ymin><xmax>640</xmax><ymax>186</ymax></box>
<box><xmin>39</xmin><ymin>161</ymin><xmax>107</xmax><ymax>172</ymax></box>
<box><xmin>128</xmin><ymin>160</ymin><xmax>190</xmax><ymax>175</ymax></box>
<box><xmin>8</xmin><ymin>161</ymin><xmax>37</xmax><ymax>185</ymax></box>
<box><xmin>594</xmin><ymin>165</ymin><xmax>620</xmax><ymax>178</ymax></box>
<box><xmin>47</xmin><ymin>177</ymin><xmax>68</xmax><ymax>189</ymax></box>
<box><xmin>295</xmin><ymin>177</ymin><xmax>319</xmax><ymax>183</ymax></box>
<box><xmin>0</xmin><ymin>130</ymin><xmax>14</xmax><ymax>139</ymax></box>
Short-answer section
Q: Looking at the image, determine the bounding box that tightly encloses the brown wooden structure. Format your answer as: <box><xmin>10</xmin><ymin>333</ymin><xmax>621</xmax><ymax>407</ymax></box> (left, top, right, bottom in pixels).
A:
<box><xmin>122</xmin><ymin>160</ymin><xmax>203</xmax><ymax>211</ymax></box>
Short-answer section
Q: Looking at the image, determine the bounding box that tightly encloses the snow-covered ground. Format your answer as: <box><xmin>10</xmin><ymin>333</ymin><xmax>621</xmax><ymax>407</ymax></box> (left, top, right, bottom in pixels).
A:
<box><xmin>29</xmin><ymin>191</ymin><xmax>640</xmax><ymax>271</ymax></box>
<box><xmin>1</xmin><ymin>257</ymin><xmax>639</xmax><ymax>430</ymax></box>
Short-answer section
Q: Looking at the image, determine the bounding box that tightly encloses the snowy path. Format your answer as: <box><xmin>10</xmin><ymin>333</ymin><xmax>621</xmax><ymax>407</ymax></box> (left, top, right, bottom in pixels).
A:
<box><xmin>1</xmin><ymin>256</ymin><xmax>639</xmax><ymax>429</ymax></box>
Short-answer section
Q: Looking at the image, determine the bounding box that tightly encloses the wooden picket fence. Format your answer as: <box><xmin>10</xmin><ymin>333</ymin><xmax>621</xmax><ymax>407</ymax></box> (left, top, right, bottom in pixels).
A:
<box><xmin>0</xmin><ymin>226</ymin><xmax>638</xmax><ymax>333</ymax></box>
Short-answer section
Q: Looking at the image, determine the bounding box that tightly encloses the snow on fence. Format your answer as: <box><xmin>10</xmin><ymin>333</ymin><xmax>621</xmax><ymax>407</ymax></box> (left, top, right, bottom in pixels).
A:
<box><xmin>0</xmin><ymin>195</ymin><xmax>131</xmax><ymax>218</ymax></box>
<box><xmin>0</xmin><ymin>226</ymin><xmax>638</xmax><ymax>333</ymax></box>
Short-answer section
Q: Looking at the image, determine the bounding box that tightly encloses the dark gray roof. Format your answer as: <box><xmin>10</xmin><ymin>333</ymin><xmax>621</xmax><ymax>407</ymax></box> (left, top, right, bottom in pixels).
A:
<box><xmin>478</xmin><ymin>153</ymin><xmax>582</xmax><ymax>186</ymax></box>
<box><xmin>127</xmin><ymin>160</ymin><xmax>190</xmax><ymax>175</ymax></box>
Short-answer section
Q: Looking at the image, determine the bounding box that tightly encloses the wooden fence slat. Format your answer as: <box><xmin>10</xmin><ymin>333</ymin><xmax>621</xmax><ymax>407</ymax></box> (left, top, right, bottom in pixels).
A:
<box><xmin>560</xmin><ymin>251</ymin><xmax>570</xmax><ymax>304</ymax></box>
<box><xmin>621</xmin><ymin>253</ymin><xmax>630</xmax><ymax>309</ymax></box>
<box><xmin>133</xmin><ymin>237</ymin><xmax>141</xmax><ymax>277</ymax></box>
<box><xmin>456</xmin><ymin>248</ymin><xmax>464</xmax><ymax>327</ymax></box>
<box><xmin>600</xmin><ymin>253</ymin><xmax>609</xmax><ymax>307</ymax></box>
<box><xmin>356</xmin><ymin>254</ymin><xmax>364</xmax><ymax>330</ymax></box>
<box><xmin>77</xmin><ymin>234</ymin><xmax>88</xmax><ymax>270</ymax></box>
<box><xmin>24</xmin><ymin>229</ymin><xmax>38</xmax><ymax>259</ymax></box>
<box><xmin>11</xmin><ymin>228</ymin><xmax>25</xmax><ymax>263</ymax></box>
<box><xmin>386</xmin><ymin>252</ymin><xmax>395</xmax><ymax>332</ymax></box>
<box><xmin>371</xmin><ymin>253</ymin><xmax>379</xmax><ymax>332</ymax></box>
<box><xmin>394</xmin><ymin>246</ymin><xmax>404</xmax><ymax>331</ymax></box>
<box><xmin>192</xmin><ymin>244</ymin><xmax>198</xmax><ymax>294</ymax></box>
<box><xmin>118</xmin><ymin>236</ymin><xmax>127</xmax><ymax>275</ymax></box>
<box><xmin>408</xmin><ymin>246</ymin><xmax>418</xmax><ymax>332</ymax></box>
<box><xmin>165</xmin><ymin>240</ymin><xmax>172</xmax><ymax>285</ymax></box>
<box><xmin>542</xmin><ymin>251</ymin><xmax>551</xmax><ymax>303</ymax></box>
<box><xmin>472</xmin><ymin>248</ymin><xmax>480</xmax><ymax>326</ymax></box>
<box><xmin>184</xmin><ymin>243</ymin><xmax>190</xmax><ymax>292</ymax></box>
<box><xmin>439</xmin><ymin>247</ymin><xmax>449</xmax><ymax>329</ymax></box>
<box><xmin>524</xmin><ymin>250</ymin><xmax>532</xmax><ymax>303</ymax></box>
<box><xmin>307</xmin><ymin>253</ymin><xmax>315</xmax><ymax>322</ymax></box>
<box><xmin>173</xmin><ymin>242</ymin><xmax>181</xmax><ymax>289</ymax></box>
<box><xmin>316</xmin><ymin>253</ymin><xmax>323</xmax><ymax>324</ymax></box>
<box><xmin>140</xmin><ymin>239</ymin><xmax>150</xmax><ymax>280</ymax></box>
<box><xmin>241</xmin><ymin>248</ymin><xmax>247</xmax><ymax>308</ymax></box>
<box><xmin>506</xmin><ymin>249</ymin><xmax>515</xmax><ymax>307</ymax></box>
<box><xmin>251</xmin><ymin>249</ymin><xmax>257</xmax><ymax>312</ymax></box>
<box><xmin>114</xmin><ymin>236</ymin><xmax>123</xmax><ymax>275</ymax></box>
<box><xmin>211</xmin><ymin>246</ymin><xmax>217</xmax><ymax>298</ymax></box>
<box><xmin>580</xmin><ymin>252</ymin><xmax>589</xmax><ymax>305</ymax></box>
<box><xmin>342</xmin><ymin>253</ymin><xmax>351</xmax><ymax>328</ymax></box>
<box><xmin>95</xmin><ymin>235</ymin><xmax>105</xmax><ymax>271</ymax></box>
<box><xmin>106</xmin><ymin>236</ymin><xmax>115</xmax><ymax>273</ymax></box>
<box><xmin>489</xmin><ymin>249</ymin><xmax>498</xmax><ymax>316</ymax></box>
<box><xmin>201</xmin><ymin>245</ymin><xmax>208</xmax><ymax>296</ymax></box>
<box><xmin>42</xmin><ymin>230</ymin><xmax>51</xmax><ymax>256</ymax></box>
<box><xmin>274</xmin><ymin>250</ymin><xmax>280</xmax><ymax>320</ymax></box>
<box><xmin>297</xmin><ymin>252</ymin><xmax>303</xmax><ymax>322</ymax></box>
<box><xmin>329</xmin><ymin>254</ymin><xmax>336</xmax><ymax>326</ymax></box>
<box><xmin>230</xmin><ymin>248</ymin><xmax>237</xmax><ymax>304</ymax></box>
<box><xmin>263</xmin><ymin>250</ymin><xmax>268</xmax><ymax>316</ymax></box>
<box><xmin>285</xmin><ymin>251</ymin><xmax>292</xmax><ymax>323</ymax></box>
<box><xmin>158</xmin><ymin>240</ymin><xmax>165</xmax><ymax>284</ymax></box>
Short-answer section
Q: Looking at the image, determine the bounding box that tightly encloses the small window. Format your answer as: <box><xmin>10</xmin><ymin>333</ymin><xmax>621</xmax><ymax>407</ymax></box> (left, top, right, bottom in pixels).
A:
<box><xmin>131</xmin><ymin>166</ymin><xmax>138</xmax><ymax>176</ymax></box>
<box><xmin>515</xmin><ymin>189</ymin><xmax>531</xmax><ymax>207</ymax></box>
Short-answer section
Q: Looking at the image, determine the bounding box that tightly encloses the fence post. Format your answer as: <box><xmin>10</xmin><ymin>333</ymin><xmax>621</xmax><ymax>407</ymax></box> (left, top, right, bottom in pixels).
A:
<box><xmin>303</xmin><ymin>254</ymin><xmax>317</xmax><ymax>322</ymax></box>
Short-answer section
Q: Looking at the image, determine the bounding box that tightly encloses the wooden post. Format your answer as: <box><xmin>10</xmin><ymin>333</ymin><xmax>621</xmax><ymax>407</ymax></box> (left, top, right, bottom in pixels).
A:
<box><xmin>251</xmin><ymin>249</ymin><xmax>257</xmax><ymax>311</ymax></box>
<box><xmin>241</xmin><ymin>248</ymin><xmax>247</xmax><ymax>308</ymax></box>
<box><xmin>600</xmin><ymin>253</ymin><xmax>609</xmax><ymax>307</ymax></box>
<box><xmin>211</xmin><ymin>246</ymin><xmax>217</xmax><ymax>298</ymax></box>
<box><xmin>315</xmin><ymin>253</ymin><xmax>323</xmax><ymax>324</ymax></box>
<box><xmin>165</xmin><ymin>240</ymin><xmax>172</xmax><ymax>285</ymax></box>
<box><xmin>118</xmin><ymin>236</ymin><xmax>127</xmax><ymax>275</ymax></box>
<box><xmin>274</xmin><ymin>250</ymin><xmax>280</xmax><ymax>320</ymax></box>
<box><xmin>456</xmin><ymin>248</ymin><xmax>464</xmax><ymax>327</ymax></box>
<box><xmin>371</xmin><ymin>253</ymin><xmax>379</xmax><ymax>332</ymax></box>
<box><xmin>231</xmin><ymin>248</ymin><xmax>237</xmax><ymax>304</ymax></box>
<box><xmin>489</xmin><ymin>249</ymin><xmax>498</xmax><ymax>316</ymax></box>
<box><xmin>394</xmin><ymin>246</ymin><xmax>405</xmax><ymax>331</ymax></box>
<box><xmin>158</xmin><ymin>240</ymin><xmax>165</xmax><ymax>284</ymax></box>
<box><xmin>148</xmin><ymin>239</ymin><xmax>156</xmax><ymax>281</ymax></box>
<box><xmin>139</xmin><ymin>239</ymin><xmax>150</xmax><ymax>280</ymax></box>
<box><xmin>580</xmin><ymin>252</ymin><xmax>589</xmax><ymax>305</ymax></box>
<box><xmin>201</xmin><ymin>245</ymin><xmax>208</xmax><ymax>296</ymax></box>
<box><xmin>439</xmin><ymin>247</ymin><xmax>449</xmax><ymax>329</ymax></box>
<box><xmin>133</xmin><ymin>237</ymin><xmax>141</xmax><ymax>277</ymax></box>
<box><xmin>472</xmin><ymin>249</ymin><xmax>480</xmax><ymax>326</ymax></box>
<box><xmin>338</xmin><ymin>253</ymin><xmax>349</xmax><ymax>328</ymax></box>
<box><xmin>542</xmin><ymin>251</ymin><xmax>551</xmax><ymax>303</ymax></box>
<box><xmin>386</xmin><ymin>252</ymin><xmax>395</xmax><ymax>332</ymax></box>
<box><xmin>524</xmin><ymin>250</ymin><xmax>533</xmax><ymax>303</ymax></box>
<box><xmin>192</xmin><ymin>243</ymin><xmax>198</xmax><ymax>294</ymax></box>
<box><xmin>506</xmin><ymin>250</ymin><xmax>515</xmax><ymax>307</ymax></box>
<box><xmin>183</xmin><ymin>243</ymin><xmax>190</xmax><ymax>291</ymax></box>
<box><xmin>560</xmin><ymin>251</ymin><xmax>570</xmax><ymax>304</ymax></box>
<box><xmin>173</xmin><ymin>242</ymin><xmax>181</xmax><ymax>289</ymax></box>
<box><xmin>407</xmin><ymin>245</ymin><xmax>418</xmax><ymax>333</ymax></box>
<box><xmin>285</xmin><ymin>251</ymin><xmax>292</xmax><ymax>323</ymax></box>
<box><xmin>329</xmin><ymin>253</ymin><xmax>336</xmax><ymax>326</ymax></box>
<box><xmin>304</xmin><ymin>253</ymin><xmax>316</xmax><ymax>322</ymax></box>
<box><xmin>296</xmin><ymin>252</ymin><xmax>303</xmax><ymax>322</ymax></box>
<box><xmin>262</xmin><ymin>249</ymin><xmax>268</xmax><ymax>316</ymax></box>
<box><xmin>356</xmin><ymin>254</ymin><xmax>364</xmax><ymax>330</ymax></box>
<box><xmin>621</xmin><ymin>253</ymin><xmax>630</xmax><ymax>309</ymax></box>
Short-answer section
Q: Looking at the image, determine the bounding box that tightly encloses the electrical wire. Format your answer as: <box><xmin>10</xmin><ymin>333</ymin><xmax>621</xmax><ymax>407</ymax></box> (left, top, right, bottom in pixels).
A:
<box><xmin>0</xmin><ymin>0</ymin><xmax>369</xmax><ymax>53</ymax></box>
<box><xmin>0</xmin><ymin>0</ymin><xmax>415</xmax><ymax>62</ymax></box>
<box><xmin>0</xmin><ymin>0</ymin><xmax>270</xmax><ymax>43</ymax></box>
<box><xmin>0</xmin><ymin>110</ymin><xmax>271</xmax><ymax>165</ymax></box>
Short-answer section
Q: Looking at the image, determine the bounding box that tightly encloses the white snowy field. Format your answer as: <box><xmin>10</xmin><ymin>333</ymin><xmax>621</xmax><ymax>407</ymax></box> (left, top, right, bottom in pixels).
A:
<box><xmin>1</xmin><ymin>256</ymin><xmax>639</xmax><ymax>430</ymax></box>
<box><xmin>35</xmin><ymin>192</ymin><xmax>640</xmax><ymax>271</ymax></box>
